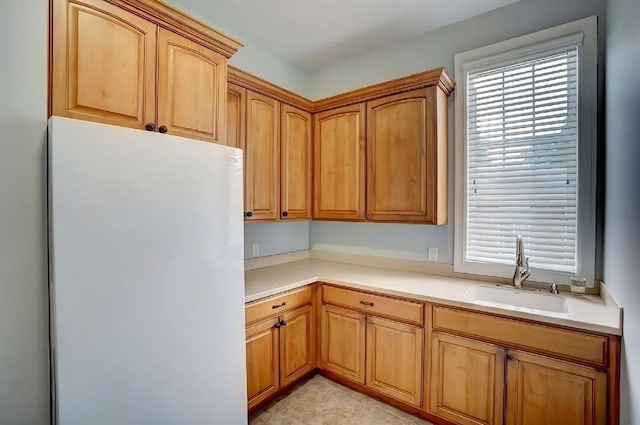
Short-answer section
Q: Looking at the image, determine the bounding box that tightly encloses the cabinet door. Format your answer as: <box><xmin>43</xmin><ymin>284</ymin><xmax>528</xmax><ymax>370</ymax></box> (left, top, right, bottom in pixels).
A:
<box><xmin>226</xmin><ymin>83</ymin><xmax>246</xmax><ymax>149</ymax></box>
<box><xmin>245</xmin><ymin>91</ymin><xmax>280</xmax><ymax>221</ymax></box>
<box><xmin>367</xmin><ymin>89</ymin><xmax>433</xmax><ymax>223</ymax></box>
<box><xmin>157</xmin><ymin>28</ymin><xmax>227</xmax><ymax>143</ymax></box>
<box><xmin>319</xmin><ymin>304</ymin><xmax>366</xmax><ymax>384</ymax></box>
<box><xmin>279</xmin><ymin>305</ymin><xmax>315</xmax><ymax>387</ymax></box>
<box><xmin>51</xmin><ymin>0</ymin><xmax>157</xmax><ymax>130</ymax></box>
<box><xmin>366</xmin><ymin>317</ymin><xmax>423</xmax><ymax>406</ymax></box>
<box><xmin>246</xmin><ymin>318</ymin><xmax>280</xmax><ymax>409</ymax></box>
<box><xmin>281</xmin><ymin>104</ymin><xmax>312</xmax><ymax>220</ymax></box>
<box><xmin>506</xmin><ymin>350</ymin><xmax>607</xmax><ymax>425</ymax></box>
<box><xmin>314</xmin><ymin>104</ymin><xmax>366</xmax><ymax>220</ymax></box>
<box><xmin>429</xmin><ymin>332</ymin><xmax>505</xmax><ymax>425</ymax></box>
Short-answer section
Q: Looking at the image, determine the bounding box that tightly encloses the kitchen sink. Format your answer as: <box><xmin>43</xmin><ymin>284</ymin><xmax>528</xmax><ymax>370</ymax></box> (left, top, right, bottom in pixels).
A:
<box><xmin>464</xmin><ymin>284</ymin><xmax>569</xmax><ymax>314</ymax></box>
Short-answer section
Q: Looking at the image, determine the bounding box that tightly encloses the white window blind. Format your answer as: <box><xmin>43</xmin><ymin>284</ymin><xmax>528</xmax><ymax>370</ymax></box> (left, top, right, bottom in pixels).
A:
<box><xmin>465</xmin><ymin>46</ymin><xmax>579</xmax><ymax>273</ymax></box>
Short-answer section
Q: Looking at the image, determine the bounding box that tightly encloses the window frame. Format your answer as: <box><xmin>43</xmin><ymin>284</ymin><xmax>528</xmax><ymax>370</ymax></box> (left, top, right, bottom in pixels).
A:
<box><xmin>454</xmin><ymin>16</ymin><xmax>598</xmax><ymax>287</ymax></box>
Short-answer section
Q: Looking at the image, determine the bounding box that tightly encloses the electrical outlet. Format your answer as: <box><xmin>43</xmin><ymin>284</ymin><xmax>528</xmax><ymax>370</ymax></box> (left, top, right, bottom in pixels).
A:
<box><xmin>252</xmin><ymin>243</ymin><xmax>260</xmax><ymax>257</ymax></box>
<box><xmin>428</xmin><ymin>248</ymin><xmax>438</xmax><ymax>262</ymax></box>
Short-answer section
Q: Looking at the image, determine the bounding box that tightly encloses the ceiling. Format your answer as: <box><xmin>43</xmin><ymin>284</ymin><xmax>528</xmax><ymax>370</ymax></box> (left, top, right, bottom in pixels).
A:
<box><xmin>178</xmin><ymin>0</ymin><xmax>520</xmax><ymax>71</ymax></box>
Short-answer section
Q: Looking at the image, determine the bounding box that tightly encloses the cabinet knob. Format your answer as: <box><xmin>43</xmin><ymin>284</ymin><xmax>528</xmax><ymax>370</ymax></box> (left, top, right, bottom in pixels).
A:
<box><xmin>282</xmin><ymin>211</ymin><xmax>288</xmax><ymax>217</ymax></box>
<box><xmin>279</xmin><ymin>320</ymin><xmax>287</xmax><ymax>327</ymax></box>
<box><xmin>158</xmin><ymin>125</ymin><xmax>168</xmax><ymax>134</ymax></box>
<box><xmin>145</xmin><ymin>123</ymin><xmax>155</xmax><ymax>132</ymax></box>
<box><xmin>274</xmin><ymin>322</ymin><xmax>281</xmax><ymax>329</ymax></box>
<box><xmin>245</xmin><ymin>211</ymin><xmax>253</xmax><ymax>218</ymax></box>
<box><xmin>507</xmin><ymin>353</ymin><xmax>514</xmax><ymax>361</ymax></box>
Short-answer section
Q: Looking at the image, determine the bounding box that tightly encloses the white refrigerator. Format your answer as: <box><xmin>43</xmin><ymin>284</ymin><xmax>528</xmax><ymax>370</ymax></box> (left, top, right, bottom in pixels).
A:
<box><xmin>48</xmin><ymin>117</ymin><xmax>247</xmax><ymax>425</ymax></box>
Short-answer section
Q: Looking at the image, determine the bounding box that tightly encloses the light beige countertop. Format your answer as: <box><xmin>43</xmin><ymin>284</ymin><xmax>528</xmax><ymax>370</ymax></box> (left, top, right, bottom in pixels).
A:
<box><xmin>245</xmin><ymin>258</ymin><xmax>623</xmax><ymax>336</ymax></box>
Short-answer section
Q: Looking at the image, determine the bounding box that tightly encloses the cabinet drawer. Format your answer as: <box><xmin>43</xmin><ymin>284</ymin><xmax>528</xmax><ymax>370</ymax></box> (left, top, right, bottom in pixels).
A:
<box><xmin>322</xmin><ymin>285</ymin><xmax>424</xmax><ymax>326</ymax></box>
<box><xmin>432</xmin><ymin>305</ymin><xmax>608</xmax><ymax>367</ymax></box>
<box><xmin>246</xmin><ymin>286</ymin><xmax>312</xmax><ymax>325</ymax></box>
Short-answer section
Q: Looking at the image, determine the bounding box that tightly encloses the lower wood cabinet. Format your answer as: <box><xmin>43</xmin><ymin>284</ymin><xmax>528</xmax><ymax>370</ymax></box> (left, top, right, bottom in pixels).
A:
<box><xmin>279</xmin><ymin>305</ymin><xmax>315</xmax><ymax>387</ymax></box>
<box><xmin>429</xmin><ymin>332</ymin><xmax>505</xmax><ymax>425</ymax></box>
<box><xmin>506</xmin><ymin>350</ymin><xmax>606</xmax><ymax>425</ymax></box>
<box><xmin>366</xmin><ymin>316</ymin><xmax>423</xmax><ymax>406</ymax></box>
<box><xmin>246</xmin><ymin>317</ymin><xmax>280</xmax><ymax>408</ymax></box>
<box><xmin>319</xmin><ymin>304</ymin><xmax>366</xmax><ymax>384</ymax></box>
<box><xmin>319</xmin><ymin>294</ymin><xmax>424</xmax><ymax>407</ymax></box>
<box><xmin>429</xmin><ymin>332</ymin><xmax>607</xmax><ymax>425</ymax></box>
<box><xmin>245</xmin><ymin>303</ymin><xmax>315</xmax><ymax>410</ymax></box>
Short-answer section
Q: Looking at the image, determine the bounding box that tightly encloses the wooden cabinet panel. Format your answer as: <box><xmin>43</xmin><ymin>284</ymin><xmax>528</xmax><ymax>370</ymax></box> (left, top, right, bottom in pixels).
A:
<box><xmin>367</xmin><ymin>89</ymin><xmax>431</xmax><ymax>222</ymax></box>
<box><xmin>226</xmin><ymin>83</ymin><xmax>246</xmax><ymax>149</ymax></box>
<box><xmin>432</xmin><ymin>305</ymin><xmax>608</xmax><ymax>367</ymax></box>
<box><xmin>319</xmin><ymin>304</ymin><xmax>366</xmax><ymax>384</ymax></box>
<box><xmin>280</xmin><ymin>305</ymin><xmax>315</xmax><ymax>387</ymax></box>
<box><xmin>52</xmin><ymin>0</ymin><xmax>157</xmax><ymax>129</ymax></box>
<box><xmin>245</xmin><ymin>286</ymin><xmax>313</xmax><ymax>325</ymax></box>
<box><xmin>245</xmin><ymin>91</ymin><xmax>280</xmax><ymax>220</ymax></box>
<box><xmin>322</xmin><ymin>285</ymin><xmax>424</xmax><ymax>326</ymax></box>
<box><xmin>281</xmin><ymin>104</ymin><xmax>312</xmax><ymax>220</ymax></box>
<box><xmin>366</xmin><ymin>317</ymin><xmax>423</xmax><ymax>406</ymax></box>
<box><xmin>506</xmin><ymin>350</ymin><xmax>606</xmax><ymax>425</ymax></box>
<box><xmin>313</xmin><ymin>104</ymin><xmax>366</xmax><ymax>220</ymax></box>
<box><xmin>157</xmin><ymin>28</ymin><xmax>227</xmax><ymax>143</ymax></box>
<box><xmin>246</xmin><ymin>317</ymin><xmax>280</xmax><ymax>409</ymax></box>
<box><xmin>429</xmin><ymin>332</ymin><xmax>505</xmax><ymax>425</ymax></box>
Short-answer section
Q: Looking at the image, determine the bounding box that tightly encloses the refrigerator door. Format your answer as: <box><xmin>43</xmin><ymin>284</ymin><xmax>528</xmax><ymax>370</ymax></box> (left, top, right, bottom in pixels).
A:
<box><xmin>48</xmin><ymin>117</ymin><xmax>246</xmax><ymax>425</ymax></box>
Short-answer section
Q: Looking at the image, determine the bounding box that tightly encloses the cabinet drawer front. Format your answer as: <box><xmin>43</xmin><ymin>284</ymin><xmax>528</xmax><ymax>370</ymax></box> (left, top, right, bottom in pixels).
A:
<box><xmin>323</xmin><ymin>285</ymin><xmax>424</xmax><ymax>325</ymax></box>
<box><xmin>246</xmin><ymin>286</ymin><xmax>312</xmax><ymax>325</ymax></box>
<box><xmin>432</xmin><ymin>306</ymin><xmax>608</xmax><ymax>366</ymax></box>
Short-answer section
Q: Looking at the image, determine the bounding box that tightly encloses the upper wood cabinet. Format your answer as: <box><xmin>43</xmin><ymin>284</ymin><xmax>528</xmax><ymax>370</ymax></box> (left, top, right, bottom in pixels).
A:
<box><xmin>157</xmin><ymin>28</ymin><xmax>227</xmax><ymax>143</ymax></box>
<box><xmin>51</xmin><ymin>0</ymin><xmax>241</xmax><ymax>142</ymax></box>
<box><xmin>313</xmin><ymin>104</ymin><xmax>366</xmax><ymax>221</ymax></box>
<box><xmin>367</xmin><ymin>88</ymin><xmax>447</xmax><ymax>224</ymax></box>
<box><xmin>226</xmin><ymin>83</ymin><xmax>246</xmax><ymax>149</ymax></box>
<box><xmin>245</xmin><ymin>91</ymin><xmax>280</xmax><ymax>221</ymax></box>
<box><xmin>51</xmin><ymin>0</ymin><xmax>157</xmax><ymax>130</ymax></box>
<box><xmin>281</xmin><ymin>105</ymin><xmax>312</xmax><ymax>220</ymax></box>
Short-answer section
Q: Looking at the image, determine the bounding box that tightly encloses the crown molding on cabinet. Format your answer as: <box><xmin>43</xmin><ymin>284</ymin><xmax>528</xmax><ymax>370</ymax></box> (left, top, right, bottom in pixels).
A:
<box><xmin>228</xmin><ymin>66</ymin><xmax>315</xmax><ymax>112</ymax></box>
<box><xmin>312</xmin><ymin>67</ymin><xmax>455</xmax><ymax>112</ymax></box>
<box><xmin>101</xmin><ymin>0</ymin><xmax>243</xmax><ymax>57</ymax></box>
<box><xmin>229</xmin><ymin>66</ymin><xmax>455</xmax><ymax>114</ymax></box>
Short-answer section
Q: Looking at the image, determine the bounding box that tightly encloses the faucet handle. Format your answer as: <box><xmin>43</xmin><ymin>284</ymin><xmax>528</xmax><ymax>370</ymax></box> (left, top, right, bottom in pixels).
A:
<box><xmin>550</xmin><ymin>282</ymin><xmax>560</xmax><ymax>294</ymax></box>
<box><xmin>525</xmin><ymin>256</ymin><xmax>530</xmax><ymax>269</ymax></box>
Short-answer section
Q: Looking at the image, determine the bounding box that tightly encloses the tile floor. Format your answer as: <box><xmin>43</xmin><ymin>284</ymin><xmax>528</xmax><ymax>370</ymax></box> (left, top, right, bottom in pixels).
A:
<box><xmin>249</xmin><ymin>375</ymin><xmax>433</xmax><ymax>425</ymax></box>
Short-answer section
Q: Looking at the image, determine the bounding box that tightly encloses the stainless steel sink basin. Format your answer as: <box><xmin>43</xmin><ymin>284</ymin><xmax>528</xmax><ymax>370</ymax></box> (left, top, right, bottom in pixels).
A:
<box><xmin>464</xmin><ymin>284</ymin><xmax>569</xmax><ymax>314</ymax></box>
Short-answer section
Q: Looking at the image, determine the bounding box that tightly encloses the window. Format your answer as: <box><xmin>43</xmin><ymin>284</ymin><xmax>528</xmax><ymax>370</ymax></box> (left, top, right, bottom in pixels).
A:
<box><xmin>454</xmin><ymin>17</ymin><xmax>598</xmax><ymax>286</ymax></box>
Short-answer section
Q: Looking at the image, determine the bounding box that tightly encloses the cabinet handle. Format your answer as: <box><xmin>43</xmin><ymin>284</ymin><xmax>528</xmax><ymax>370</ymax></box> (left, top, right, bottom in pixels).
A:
<box><xmin>279</xmin><ymin>320</ymin><xmax>287</xmax><ymax>327</ymax></box>
<box><xmin>360</xmin><ymin>301</ymin><xmax>375</xmax><ymax>307</ymax></box>
<box><xmin>271</xmin><ymin>301</ymin><xmax>286</xmax><ymax>309</ymax></box>
<box><xmin>245</xmin><ymin>211</ymin><xmax>253</xmax><ymax>218</ymax></box>
<box><xmin>145</xmin><ymin>123</ymin><xmax>155</xmax><ymax>132</ymax></box>
<box><xmin>274</xmin><ymin>322</ymin><xmax>281</xmax><ymax>329</ymax></box>
<box><xmin>282</xmin><ymin>211</ymin><xmax>288</xmax><ymax>217</ymax></box>
<box><xmin>158</xmin><ymin>125</ymin><xmax>168</xmax><ymax>134</ymax></box>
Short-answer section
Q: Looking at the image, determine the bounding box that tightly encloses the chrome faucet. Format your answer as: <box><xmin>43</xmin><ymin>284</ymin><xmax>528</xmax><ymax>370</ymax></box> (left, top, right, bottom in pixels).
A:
<box><xmin>512</xmin><ymin>235</ymin><xmax>531</xmax><ymax>288</ymax></box>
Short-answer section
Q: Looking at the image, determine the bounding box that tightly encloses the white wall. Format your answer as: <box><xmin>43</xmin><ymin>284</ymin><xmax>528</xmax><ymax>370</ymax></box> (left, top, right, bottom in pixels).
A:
<box><xmin>244</xmin><ymin>222</ymin><xmax>309</xmax><ymax>259</ymax></box>
<box><xmin>306</xmin><ymin>0</ymin><xmax>605</xmax><ymax>266</ymax></box>
<box><xmin>603</xmin><ymin>0</ymin><xmax>640</xmax><ymax>421</ymax></box>
<box><xmin>164</xmin><ymin>0</ymin><xmax>311</xmax><ymax>96</ymax></box>
<box><xmin>0</xmin><ymin>1</ymin><xmax>50</xmax><ymax>424</ymax></box>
